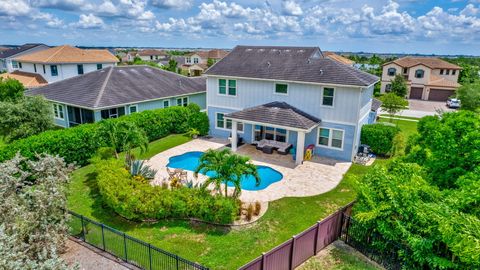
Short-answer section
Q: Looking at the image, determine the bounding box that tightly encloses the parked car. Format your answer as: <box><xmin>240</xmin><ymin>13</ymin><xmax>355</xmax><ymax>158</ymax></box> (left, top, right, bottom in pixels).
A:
<box><xmin>446</xmin><ymin>98</ymin><xmax>461</xmax><ymax>109</ymax></box>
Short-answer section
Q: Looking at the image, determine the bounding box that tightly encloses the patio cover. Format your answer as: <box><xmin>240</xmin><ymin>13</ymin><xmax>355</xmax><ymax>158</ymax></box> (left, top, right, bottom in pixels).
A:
<box><xmin>225</xmin><ymin>101</ymin><xmax>321</xmax><ymax>131</ymax></box>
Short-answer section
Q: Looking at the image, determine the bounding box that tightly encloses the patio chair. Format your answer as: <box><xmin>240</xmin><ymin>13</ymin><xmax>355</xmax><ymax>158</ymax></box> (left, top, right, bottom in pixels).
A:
<box><xmin>166</xmin><ymin>167</ymin><xmax>176</xmax><ymax>178</ymax></box>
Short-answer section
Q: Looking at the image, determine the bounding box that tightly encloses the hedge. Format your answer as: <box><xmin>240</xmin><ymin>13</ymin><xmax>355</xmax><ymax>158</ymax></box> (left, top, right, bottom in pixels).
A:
<box><xmin>360</xmin><ymin>123</ymin><xmax>400</xmax><ymax>156</ymax></box>
<box><xmin>96</xmin><ymin>159</ymin><xmax>239</xmax><ymax>224</ymax></box>
<box><xmin>0</xmin><ymin>104</ymin><xmax>209</xmax><ymax>166</ymax></box>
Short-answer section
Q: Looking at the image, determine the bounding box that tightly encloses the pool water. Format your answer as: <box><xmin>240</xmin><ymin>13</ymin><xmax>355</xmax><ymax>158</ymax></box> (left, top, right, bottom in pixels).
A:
<box><xmin>166</xmin><ymin>151</ymin><xmax>283</xmax><ymax>191</ymax></box>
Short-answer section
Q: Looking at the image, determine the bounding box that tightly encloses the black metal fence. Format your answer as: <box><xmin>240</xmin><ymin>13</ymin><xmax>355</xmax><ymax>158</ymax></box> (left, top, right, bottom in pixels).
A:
<box><xmin>68</xmin><ymin>211</ymin><xmax>209</xmax><ymax>270</ymax></box>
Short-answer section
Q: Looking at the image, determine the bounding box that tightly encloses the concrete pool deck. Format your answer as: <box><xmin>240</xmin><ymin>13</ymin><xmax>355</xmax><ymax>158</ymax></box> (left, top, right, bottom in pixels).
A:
<box><xmin>146</xmin><ymin>138</ymin><xmax>351</xmax><ymax>202</ymax></box>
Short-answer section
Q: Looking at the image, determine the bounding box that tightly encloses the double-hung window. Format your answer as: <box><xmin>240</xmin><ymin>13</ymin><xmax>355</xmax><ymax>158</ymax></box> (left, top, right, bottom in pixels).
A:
<box><xmin>129</xmin><ymin>105</ymin><xmax>138</xmax><ymax>114</ymax></box>
<box><xmin>97</xmin><ymin>64</ymin><xmax>103</xmax><ymax>70</ymax></box>
<box><xmin>53</xmin><ymin>104</ymin><xmax>64</xmax><ymax>119</ymax></box>
<box><xmin>163</xmin><ymin>100</ymin><xmax>170</xmax><ymax>108</ymax></box>
<box><xmin>216</xmin><ymin>113</ymin><xmax>225</xmax><ymax>129</ymax></box>
<box><xmin>51</xmin><ymin>65</ymin><xmax>58</xmax><ymax>76</ymax></box>
<box><xmin>194</xmin><ymin>58</ymin><xmax>199</xmax><ymax>64</ymax></box>
<box><xmin>176</xmin><ymin>97</ymin><xmax>188</xmax><ymax>107</ymax></box>
<box><xmin>186</xmin><ymin>58</ymin><xmax>191</xmax><ymax>64</ymax></box>
<box><xmin>275</xmin><ymin>83</ymin><xmax>288</xmax><ymax>95</ymax></box>
<box><xmin>322</xmin><ymin>87</ymin><xmax>334</xmax><ymax>106</ymax></box>
<box><xmin>218</xmin><ymin>79</ymin><xmax>237</xmax><ymax>96</ymax></box>
<box><xmin>77</xmin><ymin>64</ymin><xmax>84</xmax><ymax>75</ymax></box>
<box><xmin>387</xmin><ymin>68</ymin><xmax>396</xmax><ymax>76</ymax></box>
<box><xmin>42</xmin><ymin>65</ymin><xmax>46</xmax><ymax>74</ymax></box>
<box><xmin>317</xmin><ymin>128</ymin><xmax>344</xmax><ymax>149</ymax></box>
<box><xmin>12</xmin><ymin>61</ymin><xmax>18</xmax><ymax>69</ymax></box>
<box><xmin>216</xmin><ymin>112</ymin><xmax>243</xmax><ymax>132</ymax></box>
<box><xmin>415</xmin><ymin>69</ymin><xmax>424</xmax><ymax>78</ymax></box>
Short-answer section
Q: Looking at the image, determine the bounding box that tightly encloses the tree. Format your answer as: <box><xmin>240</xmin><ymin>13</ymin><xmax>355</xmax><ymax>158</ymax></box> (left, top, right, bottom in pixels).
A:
<box><xmin>0</xmin><ymin>154</ymin><xmax>75</xmax><ymax>269</ymax></box>
<box><xmin>97</xmin><ymin>120</ymin><xmax>148</xmax><ymax>159</ymax></box>
<box><xmin>0</xmin><ymin>77</ymin><xmax>25</xmax><ymax>102</ymax></box>
<box><xmin>166</xmin><ymin>59</ymin><xmax>178</xmax><ymax>72</ymax></box>
<box><xmin>194</xmin><ymin>149</ymin><xmax>259</xmax><ymax>198</ymax></box>
<box><xmin>390</xmin><ymin>74</ymin><xmax>408</xmax><ymax>97</ymax></box>
<box><xmin>379</xmin><ymin>93</ymin><xmax>408</xmax><ymax>121</ymax></box>
<box><xmin>0</xmin><ymin>96</ymin><xmax>54</xmax><ymax>142</ymax></box>
<box><xmin>207</xmin><ymin>58</ymin><xmax>215</xmax><ymax>67</ymax></box>
<box><xmin>456</xmin><ymin>81</ymin><xmax>480</xmax><ymax>111</ymax></box>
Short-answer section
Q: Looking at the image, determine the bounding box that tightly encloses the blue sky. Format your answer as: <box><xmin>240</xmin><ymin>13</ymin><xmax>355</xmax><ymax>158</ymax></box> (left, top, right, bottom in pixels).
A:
<box><xmin>1</xmin><ymin>0</ymin><xmax>479</xmax><ymax>55</ymax></box>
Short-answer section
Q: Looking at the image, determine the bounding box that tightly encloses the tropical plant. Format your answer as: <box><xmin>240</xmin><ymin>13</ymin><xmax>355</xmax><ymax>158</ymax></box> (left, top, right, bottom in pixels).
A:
<box><xmin>380</xmin><ymin>93</ymin><xmax>408</xmax><ymax>121</ymax></box>
<box><xmin>456</xmin><ymin>81</ymin><xmax>480</xmax><ymax>112</ymax></box>
<box><xmin>97</xmin><ymin>120</ymin><xmax>148</xmax><ymax>159</ymax></box>
<box><xmin>0</xmin><ymin>77</ymin><xmax>24</xmax><ymax>102</ymax></box>
<box><xmin>390</xmin><ymin>74</ymin><xmax>408</xmax><ymax>97</ymax></box>
<box><xmin>194</xmin><ymin>149</ymin><xmax>260</xmax><ymax>198</ymax></box>
<box><xmin>129</xmin><ymin>159</ymin><xmax>157</xmax><ymax>180</ymax></box>
<box><xmin>187</xmin><ymin>128</ymin><xmax>200</xmax><ymax>138</ymax></box>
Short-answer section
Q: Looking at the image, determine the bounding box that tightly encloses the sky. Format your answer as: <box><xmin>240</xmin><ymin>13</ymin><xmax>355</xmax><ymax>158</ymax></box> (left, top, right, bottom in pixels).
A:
<box><xmin>0</xmin><ymin>0</ymin><xmax>479</xmax><ymax>55</ymax></box>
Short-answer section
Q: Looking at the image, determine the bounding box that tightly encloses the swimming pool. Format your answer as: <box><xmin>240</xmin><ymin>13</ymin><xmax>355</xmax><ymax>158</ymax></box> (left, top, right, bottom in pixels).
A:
<box><xmin>166</xmin><ymin>151</ymin><xmax>283</xmax><ymax>191</ymax></box>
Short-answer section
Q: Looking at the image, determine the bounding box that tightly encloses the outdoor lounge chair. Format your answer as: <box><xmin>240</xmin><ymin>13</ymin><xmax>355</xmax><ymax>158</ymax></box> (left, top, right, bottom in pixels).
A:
<box><xmin>256</xmin><ymin>139</ymin><xmax>292</xmax><ymax>155</ymax></box>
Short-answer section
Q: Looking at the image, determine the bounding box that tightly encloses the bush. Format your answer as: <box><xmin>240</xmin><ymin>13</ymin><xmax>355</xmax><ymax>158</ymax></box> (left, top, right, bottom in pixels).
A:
<box><xmin>0</xmin><ymin>106</ymin><xmax>209</xmax><ymax>166</ymax></box>
<box><xmin>361</xmin><ymin>124</ymin><xmax>400</xmax><ymax>156</ymax></box>
<box><xmin>96</xmin><ymin>159</ymin><xmax>238</xmax><ymax>224</ymax></box>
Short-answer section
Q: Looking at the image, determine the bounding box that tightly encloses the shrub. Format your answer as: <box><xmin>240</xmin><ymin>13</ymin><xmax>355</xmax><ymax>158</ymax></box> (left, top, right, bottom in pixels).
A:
<box><xmin>391</xmin><ymin>133</ymin><xmax>406</xmax><ymax>157</ymax></box>
<box><xmin>96</xmin><ymin>159</ymin><xmax>239</xmax><ymax>224</ymax></box>
<box><xmin>0</xmin><ymin>106</ymin><xmax>209</xmax><ymax>166</ymax></box>
<box><xmin>361</xmin><ymin>123</ymin><xmax>400</xmax><ymax>156</ymax></box>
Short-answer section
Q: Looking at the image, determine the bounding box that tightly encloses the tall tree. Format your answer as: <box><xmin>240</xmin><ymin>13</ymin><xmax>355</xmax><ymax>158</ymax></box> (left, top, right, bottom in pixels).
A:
<box><xmin>0</xmin><ymin>154</ymin><xmax>75</xmax><ymax>269</ymax></box>
<box><xmin>0</xmin><ymin>96</ymin><xmax>54</xmax><ymax>142</ymax></box>
<box><xmin>380</xmin><ymin>93</ymin><xmax>408</xmax><ymax>121</ymax></box>
<box><xmin>194</xmin><ymin>149</ymin><xmax>259</xmax><ymax>198</ymax></box>
<box><xmin>456</xmin><ymin>81</ymin><xmax>480</xmax><ymax>112</ymax></box>
<box><xmin>390</xmin><ymin>74</ymin><xmax>408</xmax><ymax>97</ymax></box>
<box><xmin>0</xmin><ymin>77</ymin><xmax>25</xmax><ymax>102</ymax></box>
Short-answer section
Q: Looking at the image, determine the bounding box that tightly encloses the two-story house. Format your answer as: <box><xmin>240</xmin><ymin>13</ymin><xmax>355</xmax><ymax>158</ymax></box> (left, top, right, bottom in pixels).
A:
<box><xmin>26</xmin><ymin>66</ymin><xmax>206</xmax><ymax>128</ymax></box>
<box><xmin>182</xmin><ymin>49</ymin><xmax>229</xmax><ymax>76</ymax></box>
<box><xmin>13</xmin><ymin>45</ymin><xmax>118</xmax><ymax>83</ymax></box>
<box><xmin>0</xmin><ymin>43</ymin><xmax>50</xmax><ymax>73</ymax></box>
<box><xmin>136</xmin><ymin>49</ymin><xmax>169</xmax><ymax>62</ymax></box>
<box><xmin>380</xmin><ymin>57</ymin><xmax>462</xmax><ymax>101</ymax></box>
<box><xmin>204</xmin><ymin>46</ymin><xmax>378</xmax><ymax>164</ymax></box>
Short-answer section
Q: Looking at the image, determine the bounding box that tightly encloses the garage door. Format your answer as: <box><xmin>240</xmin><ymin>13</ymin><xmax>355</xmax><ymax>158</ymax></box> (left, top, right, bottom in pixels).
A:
<box><xmin>409</xmin><ymin>87</ymin><xmax>423</xmax><ymax>99</ymax></box>
<box><xmin>428</xmin><ymin>89</ymin><xmax>455</xmax><ymax>101</ymax></box>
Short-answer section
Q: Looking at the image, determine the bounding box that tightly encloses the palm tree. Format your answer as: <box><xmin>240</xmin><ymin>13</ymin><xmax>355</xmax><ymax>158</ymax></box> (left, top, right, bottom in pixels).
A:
<box><xmin>194</xmin><ymin>149</ymin><xmax>260</xmax><ymax>198</ymax></box>
<box><xmin>98</xmin><ymin>120</ymin><xmax>148</xmax><ymax>159</ymax></box>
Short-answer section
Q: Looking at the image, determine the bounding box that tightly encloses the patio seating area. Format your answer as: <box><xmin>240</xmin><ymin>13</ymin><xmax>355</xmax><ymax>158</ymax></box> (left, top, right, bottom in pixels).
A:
<box><xmin>255</xmin><ymin>139</ymin><xmax>293</xmax><ymax>155</ymax></box>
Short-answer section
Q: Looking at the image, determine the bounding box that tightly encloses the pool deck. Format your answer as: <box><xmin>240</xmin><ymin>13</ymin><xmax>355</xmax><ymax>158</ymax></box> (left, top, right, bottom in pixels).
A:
<box><xmin>146</xmin><ymin>138</ymin><xmax>351</xmax><ymax>202</ymax></box>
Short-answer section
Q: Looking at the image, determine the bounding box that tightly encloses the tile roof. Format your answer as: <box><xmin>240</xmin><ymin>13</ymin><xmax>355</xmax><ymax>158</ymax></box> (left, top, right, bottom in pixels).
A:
<box><xmin>0</xmin><ymin>43</ymin><xmax>48</xmax><ymax>58</ymax></box>
<box><xmin>225</xmin><ymin>101</ymin><xmax>321</xmax><ymax>130</ymax></box>
<box><xmin>137</xmin><ymin>49</ymin><xmax>167</xmax><ymax>56</ymax></box>
<box><xmin>205</xmin><ymin>46</ymin><xmax>378</xmax><ymax>87</ymax></box>
<box><xmin>26</xmin><ymin>66</ymin><xmax>206</xmax><ymax>109</ymax></box>
<box><xmin>186</xmin><ymin>49</ymin><xmax>229</xmax><ymax>59</ymax></box>
<box><xmin>14</xmin><ymin>45</ymin><xmax>118</xmax><ymax>64</ymax></box>
<box><xmin>0</xmin><ymin>71</ymin><xmax>48</xmax><ymax>88</ymax></box>
<box><xmin>386</xmin><ymin>57</ymin><xmax>461</xmax><ymax>70</ymax></box>
<box><xmin>427</xmin><ymin>75</ymin><xmax>461</xmax><ymax>88</ymax></box>
<box><xmin>323</xmin><ymin>52</ymin><xmax>355</xmax><ymax>66</ymax></box>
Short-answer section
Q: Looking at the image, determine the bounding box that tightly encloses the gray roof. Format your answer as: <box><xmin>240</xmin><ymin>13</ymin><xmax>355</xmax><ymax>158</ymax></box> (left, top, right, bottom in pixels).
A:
<box><xmin>205</xmin><ymin>45</ymin><xmax>379</xmax><ymax>87</ymax></box>
<box><xmin>225</xmin><ymin>102</ymin><xmax>321</xmax><ymax>130</ymax></box>
<box><xmin>371</xmin><ymin>98</ymin><xmax>382</xmax><ymax>111</ymax></box>
<box><xmin>0</xmin><ymin>43</ymin><xmax>47</xmax><ymax>58</ymax></box>
<box><xmin>26</xmin><ymin>66</ymin><xmax>206</xmax><ymax>109</ymax></box>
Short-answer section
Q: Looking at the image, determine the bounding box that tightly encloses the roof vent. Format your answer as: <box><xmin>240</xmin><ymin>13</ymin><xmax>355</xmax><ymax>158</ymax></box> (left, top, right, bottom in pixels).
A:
<box><xmin>307</xmin><ymin>59</ymin><xmax>311</xmax><ymax>64</ymax></box>
<box><xmin>266</xmin><ymin>61</ymin><xmax>271</xmax><ymax>68</ymax></box>
<box><xmin>319</xmin><ymin>69</ymin><xmax>324</xmax><ymax>75</ymax></box>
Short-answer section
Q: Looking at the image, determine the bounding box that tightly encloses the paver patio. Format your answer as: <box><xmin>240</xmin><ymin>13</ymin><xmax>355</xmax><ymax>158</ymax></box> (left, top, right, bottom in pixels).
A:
<box><xmin>146</xmin><ymin>138</ymin><xmax>351</xmax><ymax>202</ymax></box>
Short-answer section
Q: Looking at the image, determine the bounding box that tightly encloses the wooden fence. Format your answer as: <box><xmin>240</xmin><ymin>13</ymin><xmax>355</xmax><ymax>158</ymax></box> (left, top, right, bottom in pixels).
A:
<box><xmin>238</xmin><ymin>202</ymin><xmax>354</xmax><ymax>270</ymax></box>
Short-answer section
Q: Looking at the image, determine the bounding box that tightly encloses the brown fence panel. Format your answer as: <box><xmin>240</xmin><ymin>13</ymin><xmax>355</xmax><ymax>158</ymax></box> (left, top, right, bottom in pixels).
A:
<box><xmin>263</xmin><ymin>239</ymin><xmax>293</xmax><ymax>270</ymax></box>
<box><xmin>315</xmin><ymin>211</ymin><xmax>343</xmax><ymax>253</ymax></box>
<box><xmin>292</xmin><ymin>224</ymin><xmax>317</xmax><ymax>268</ymax></box>
<box><xmin>238</xmin><ymin>256</ymin><xmax>262</xmax><ymax>270</ymax></box>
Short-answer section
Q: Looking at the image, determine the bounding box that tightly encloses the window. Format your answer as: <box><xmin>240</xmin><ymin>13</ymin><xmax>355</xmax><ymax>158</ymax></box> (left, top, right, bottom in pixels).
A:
<box><xmin>403</xmin><ymin>68</ymin><xmax>408</xmax><ymax>74</ymax></box>
<box><xmin>415</xmin><ymin>69</ymin><xmax>424</xmax><ymax>78</ymax></box>
<box><xmin>215</xmin><ymin>112</ymin><xmax>242</xmax><ymax>132</ymax></box>
<box><xmin>237</xmin><ymin>122</ymin><xmax>244</xmax><ymax>132</ymax></box>
<box><xmin>387</xmin><ymin>67</ymin><xmax>396</xmax><ymax>76</ymax></box>
<box><xmin>216</xmin><ymin>113</ymin><xmax>225</xmax><ymax>129</ymax></box>
<box><xmin>163</xmin><ymin>100</ymin><xmax>170</xmax><ymax>108</ymax></box>
<box><xmin>150</xmin><ymin>55</ymin><xmax>153</xmax><ymax>60</ymax></box>
<box><xmin>194</xmin><ymin>58</ymin><xmax>199</xmax><ymax>64</ymax></box>
<box><xmin>317</xmin><ymin>128</ymin><xmax>344</xmax><ymax>149</ymax></box>
<box><xmin>53</xmin><ymin>104</ymin><xmax>64</xmax><ymax>119</ymax></box>
<box><xmin>100</xmin><ymin>107</ymin><xmax>125</xmax><ymax>119</ymax></box>
<box><xmin>275</xmin><ymin>128</ymin><xmax>287</xmax><ymax>142</ymax></box>
<box><xmin>77</xmin><ymin>64</ymin><xmax>84</xmax><ymax>75</ymax></box>
<box><xmin>12</xmin><ymin>61</ymin><xmax>18</xmax><ymax>69</ymax></box>
<box><xmin>265</xmin><ymin>126</ymin><xmax>275</xmax><ymax>140</ymax></box>
<box><xmin>275</xmin><ymin>83</ymin><xmax>288</xmax><ymax>95</ymax></box>
<box><xmin>452</xmin><ymin>70</ymin><xmax>456</xmax><ymax>75</ymax></box>
<box><xmin>18</xmin><ymin>62</ymin><xmax>22</xmax><ymax>69</ymax></box>
<box><xmin>322</xmin><ymin>87</ymin><xmax>334</xmax><ymax>106</ymax></box>
<box><xmin>218</xmin><ymin>79</ymin><xmax>237</xmax><ymax>96</ymax></box>
<box><xmin>176</xmin><ymin>97</ymin><xmax>188</xmax><ymax>107</ymax></box>
<box><xmin>385</xmin><ymin>84</ymin><xmax>392</xmax><ymax>92</ymax></box>
<box><xmin>446</xmin><ymin>69</ymin><xmax>450</xmax><ymax>75</ymax></box>
<box><xmin>129</xmin><ymin>105</ymin><xmax>138</xmax><ymax>114</ymax></box>
<box><xmin>440</xmin><ymin>69</ymin><xmax>444</xmax><ymax>75</ymax></box>
<box><xmin>34</xmin><ymin>64</ymin><xmax>37</xmax><ymax>73</ymax></box>
<box><xmin>51</xmin><ymin>65</ymin><xmax>58</xmax><ymax>76</ymax></box>
<box><xmin>186</xmin><ymin>58</ymin><xmax>191</xmax><ymax>64</ymax></box>
<box><xmin>43</xmin><ymin>65</ymin><xmax>46</xmax><ymax>74</ymax></box>
<box><xmin>97</xmin><ymin>64</ymin><xmax>103</xmax><ymax>70</ymax></box>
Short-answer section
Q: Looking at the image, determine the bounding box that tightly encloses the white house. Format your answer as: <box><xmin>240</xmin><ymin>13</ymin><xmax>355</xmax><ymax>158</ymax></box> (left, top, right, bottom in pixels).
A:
<box><xmin>0</xmin><ymin>43</ymin><xmax>50</xmax><ymax>73</ymax></box>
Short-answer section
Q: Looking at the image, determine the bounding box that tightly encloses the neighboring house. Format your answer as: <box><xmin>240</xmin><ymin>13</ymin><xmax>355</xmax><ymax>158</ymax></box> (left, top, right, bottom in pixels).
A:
<box><xmin>323</xmin><ymin>52</ymin><xmax>355</xmax><ymax>66</ymax></box>
<box><xmin>0</xmin><ymin>70</ymin><xmax>48</xmax><ymax>88</ymax></box>
<box><xmin>368</xmin><ymin>98</ymin><xmax>382</xmax><ymax>124</ymax></box>
<box><xmin>380</xmin><ymin>57</ymin><xmax>462</xmax><ymax>101</ymax></box>
<box><xmin>12</xmin><ymin>45</ymin><xmax>118</xmax><ymax>84</ymax></box>
<box><xmin>136</xmin><ymin>49</ymin><xmax>168</xmax><ymax>61</ymax></box>
<box><xmin>0</xmin><ymin>43</ymin><xmax>50</xmax><ymax>73</ymax></box>
<box><xmin>181</xmin><ymin>49</ymin><xmax>229</xmax><ymax>76</ymax></box>
<box><xmin>26</xmin><ymin>66</ymin><xmax>206</xmax><ymax>128</ymax></box>
<box><xmin>204</xmin><ymin>45</ymin><xmax>378</xmax><ymax>164</ymax></box>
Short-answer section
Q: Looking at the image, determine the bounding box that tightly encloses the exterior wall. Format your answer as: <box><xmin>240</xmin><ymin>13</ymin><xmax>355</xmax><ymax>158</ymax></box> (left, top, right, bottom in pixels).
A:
<box><xmin>133</xmin><ymin>92</ymin><xmax>206</xmax><ymax>112</ymax></box>
<box><xmin>430</xmin><ymin>68</ymin><xmax>460</xmax><ymax>82</ymax></box>
<box><xmin>305</xmin><ymin>122</ymin><xmax>356</xmax><ymax>161</ymax></box>
<box><xmin>18</xmin><ymin>62</ymin><xmax>115</xmax><ymax>83</ymax></box>
<box><xmin>208</xmin><ymin>106</ymin><xmax>236</xmax><ymax>138</ymax></box>
<box><xmin>207</xmin><ymin>76</ymin><xmax>363</xmax><ymax>125</ymax></box>
<box><xmin>408</xmin><ymin>64</ymin><xmax>431</xmax><ymax>86</ymax></box>
<box><xmin>186</xmin><ymin>54</ymin><xmax>206</xmax><ymax>65</ymax></box>
<box><xmin>380</xmin><ymin>63</ymin><xmax>402</xmax><ymax>83</ymax></box>
<box><xmin>2</xmin><ymin>45</ymin><xmax>50</xmax><ymax>72</ymax></box>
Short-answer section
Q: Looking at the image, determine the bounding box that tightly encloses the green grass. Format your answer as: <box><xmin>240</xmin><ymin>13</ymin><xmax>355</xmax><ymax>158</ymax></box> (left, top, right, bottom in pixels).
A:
<box><xmin>378</xmin><ymin>117</ymin><xmax>418</xmax><ymax>139</ymax></box>
<box><xmin>68</xmin><ymin>134</ymin><xmax>388</xmax><ymax>269</ymax></box>
<box><xmin>379</xmin><ymin>114</ymin><xmax>421</xmax><ymax>121</ymax></box>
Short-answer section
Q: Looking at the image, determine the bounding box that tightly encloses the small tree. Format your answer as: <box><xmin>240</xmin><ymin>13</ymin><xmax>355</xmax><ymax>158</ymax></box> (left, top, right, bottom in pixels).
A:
<box><xmin>390</xmin><ymin>74</ymin><xmax>408</xmax><ymax>97</ymax></box>
<box><xmin>380</xmin><ymin>93</ymin><xmax>408</xmax><ymax>121</ymax></box>
<box><xmin>0</xmin><ymin>77</ymin><xmax>25</xmax><ymax>102</ymax></box>
<box><xmin>167</xmin><ymin>59</ymin><xmax>178</xmax><ymax>72</ymax></box>
<box><xmin>456</xmin><ymin>82</ymin><xmax>480</xmax><ymax>112</ymax></box>
<box><xmin>0</xmin><ymin>96</ymin><xmax>54</xmax><ymax>142</ymax></box>
<box><xmin>207</xmin><ymin>58</ymin><xmax>215</xmax><ymax>67</ymax></box>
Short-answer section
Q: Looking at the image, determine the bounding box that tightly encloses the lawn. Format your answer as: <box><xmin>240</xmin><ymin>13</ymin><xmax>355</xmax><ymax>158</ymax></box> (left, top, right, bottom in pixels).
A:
<box><xmin>378</xmin><ymin>117</ymin><xmax>418</xmax><ymax>139</ymax></box>
<box><xmin>67</xmin><ymin>134</ymin><xmax>388</xmax><ymax>269</ymax></box>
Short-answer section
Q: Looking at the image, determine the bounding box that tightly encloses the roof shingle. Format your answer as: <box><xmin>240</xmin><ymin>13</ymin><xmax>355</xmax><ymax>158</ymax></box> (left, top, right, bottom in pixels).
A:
<box><xmin>0</xmin><ymin>43</ymin><xmax>48</xmax><ymax>58</ymax></box>
<box><xmin>386</xmin><ymin>57</ymin><xmax>461</xmax><ymax>70</ymax></box>
<box><xmin>14</xmin><ymin>45</ymin><xmax>118</xmax><ymax>64</ymax></box>
<box><xmin>0</xmin><ymin>71</ymin><xmax>48</xmax><ymax>88</ymax></box>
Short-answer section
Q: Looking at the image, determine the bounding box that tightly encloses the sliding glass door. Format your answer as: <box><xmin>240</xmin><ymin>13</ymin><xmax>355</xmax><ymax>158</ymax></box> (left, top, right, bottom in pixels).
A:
<box><xmin>254</xmin><ymin>125</ymin><xmax>287</xmax><ymax>143</ymax></box>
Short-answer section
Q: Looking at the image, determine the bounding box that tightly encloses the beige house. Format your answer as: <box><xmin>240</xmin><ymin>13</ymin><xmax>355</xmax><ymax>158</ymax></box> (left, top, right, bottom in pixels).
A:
<box><xmin>380</xmin><ymin>57</ymin><xmax>461</xmax><ymax>101</ymax></box>
<box><xmin>136</xmin><ymin>49</ymin><xmax>168</xmax><ymax>61</ymax></box>
<box><xmin>181</xmin><ymin>49</ymin><xmax>229</xmax><ymax>76</ymax></box>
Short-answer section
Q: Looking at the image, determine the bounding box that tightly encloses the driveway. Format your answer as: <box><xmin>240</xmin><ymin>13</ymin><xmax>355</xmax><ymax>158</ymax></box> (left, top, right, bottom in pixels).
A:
<box><xmin>380</xmin><ymin>99</ymin><xmax>456</xmax><ymax>118</ymax></box>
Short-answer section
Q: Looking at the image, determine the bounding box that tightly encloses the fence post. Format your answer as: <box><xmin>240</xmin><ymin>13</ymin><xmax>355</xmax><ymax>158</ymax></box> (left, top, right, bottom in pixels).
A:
<box><xmin>80</xmin><ymin>215</ymin><xmax>85</xmax><ymax>241</ymax></box>
<box><xmin>261</xmin><ymin>252</ymin><xmax>266</xmax><ymax>270</ymax></box>
<box><xmin>289</xmin><ymin>236</ymin><xmax>296</xmax><ymax>270</ymax></box>
<box><xmin>314</xmin><ymin>221</ymin><xmax>320</xmax><ymax>253</ymax></box>
<box><xmin>123</xmin><ymin>233</ymin><xmax>128</xmax><ymax>262</ymax></box>
<box><xmin>148</xmin><ymin>243</ymin><xmax>152</xmax><ymax>270</ymax></box>
<box><xmin>101</xmin><ymin>224</ymin><xmax>106</xmax><ymax>251</ymax></box>
<box><xmin>175</xmin><ymin>254</ymin><xmax>179</xmax><ymax>270</ymax></box>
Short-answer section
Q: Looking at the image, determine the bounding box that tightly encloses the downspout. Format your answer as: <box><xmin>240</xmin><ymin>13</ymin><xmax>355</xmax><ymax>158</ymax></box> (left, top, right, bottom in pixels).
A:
<box><xmin>351</xmin><ymin>87</ymin><xmax>364</xmax><ymax>161</ymax></box>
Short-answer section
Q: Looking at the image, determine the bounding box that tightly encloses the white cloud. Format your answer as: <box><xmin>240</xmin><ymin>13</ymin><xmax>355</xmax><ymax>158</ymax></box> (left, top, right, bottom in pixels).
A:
<box><xmin>151</xmin><ymin>0</ymin><xmax>194</xmax><ymax>10</ymax></box>
<box><xmin>30</xmin><ymin>0</ymin><xmax>93</xmax><ymax>11</ymax></box>
<box><xmin>97</xmin><ymin>1</ymin><xmax>119</xmax><ymax>15</ymax></box>
<box><xmin>74</xmin><ymin>13</ymin><xmax>105</xmax><ymax>29</ymax></box>
<box><xmin>0</xmin><ymin>0</ymin><xmax>31</xmax><ymax>16</ymax></box>
<box><xmin>282</xmin><ymin>0</ymin><xmax>303</xmax><ymax>16</ymax></box>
